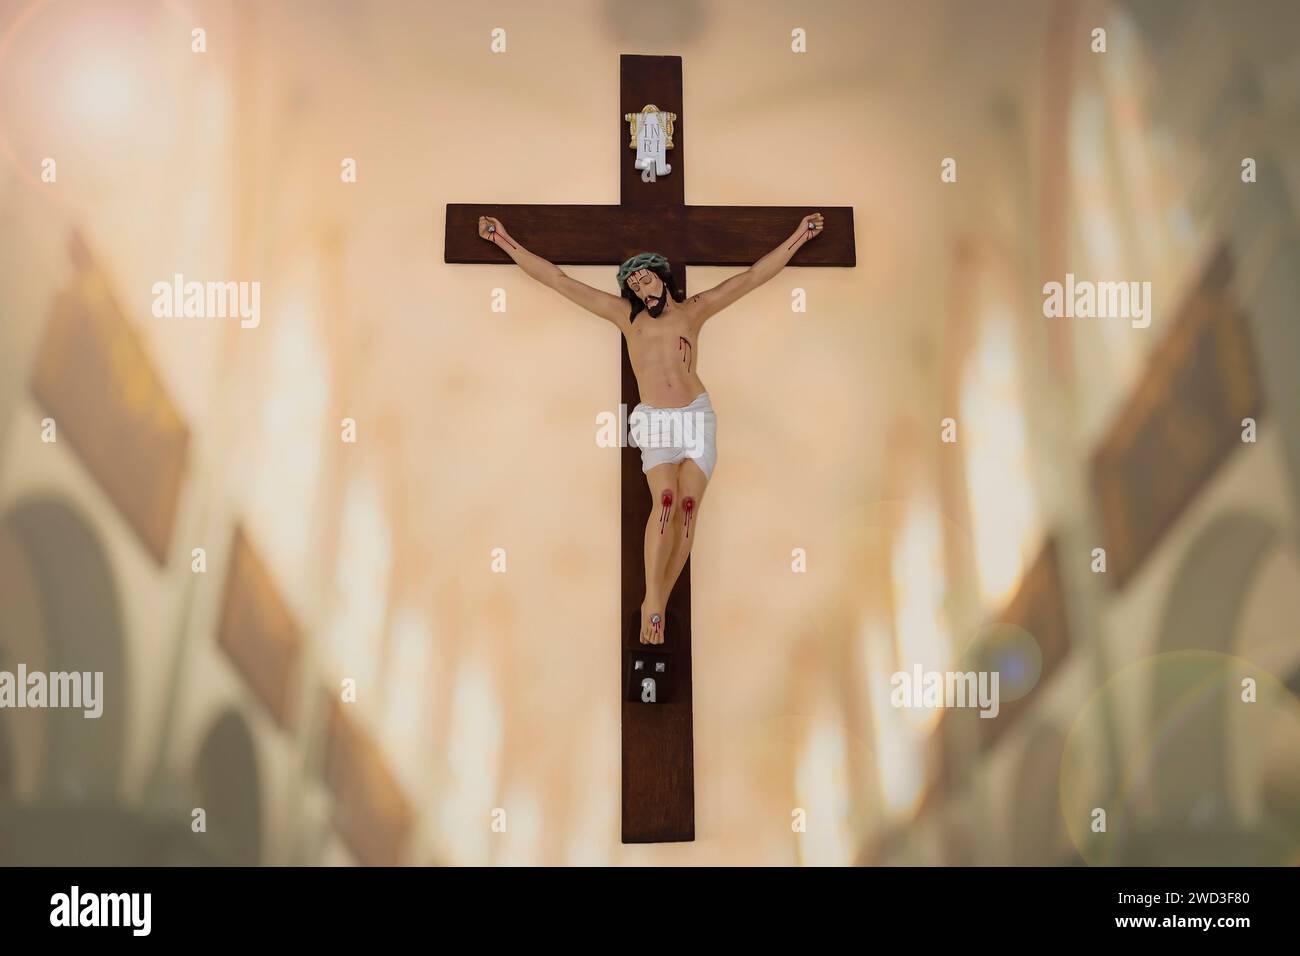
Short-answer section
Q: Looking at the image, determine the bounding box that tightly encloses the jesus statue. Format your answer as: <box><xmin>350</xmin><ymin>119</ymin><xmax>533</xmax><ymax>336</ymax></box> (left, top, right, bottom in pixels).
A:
<box><xmin>477</xmin><ymin>212</ymin><xmax>826</xmax><ymax>646</ymax></box>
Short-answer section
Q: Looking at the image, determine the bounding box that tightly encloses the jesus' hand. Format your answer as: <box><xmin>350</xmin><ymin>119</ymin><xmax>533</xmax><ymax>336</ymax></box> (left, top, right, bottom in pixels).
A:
<box><xmin>478</xmin><ymin>215</ymin><xmax>507</xmax><ymax>241</ymax></box>
<box><xmin>797</xmin><ymin>212</ymin><xmax>825</xmax><ymax>240</ymax></box>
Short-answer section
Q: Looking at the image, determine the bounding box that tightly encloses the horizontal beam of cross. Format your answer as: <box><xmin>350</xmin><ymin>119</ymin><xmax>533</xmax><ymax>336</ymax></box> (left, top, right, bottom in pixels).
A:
<box><xmin>444</xmin><ymin>203</ymin><xmax>856</xmax><ymax>268</ymax></box>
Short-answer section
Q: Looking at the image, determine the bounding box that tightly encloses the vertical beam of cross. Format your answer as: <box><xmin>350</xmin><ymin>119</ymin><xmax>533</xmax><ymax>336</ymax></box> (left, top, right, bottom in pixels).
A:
<box><xmin>618</xmin><ymin>55</ymin><xmax>694</xmax><ymax>844</ymax></box>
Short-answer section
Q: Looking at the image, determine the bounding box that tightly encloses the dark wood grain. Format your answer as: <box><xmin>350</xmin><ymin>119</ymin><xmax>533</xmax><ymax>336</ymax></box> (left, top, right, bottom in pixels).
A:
<box><xmin>684</xmin><ymin>206</ymin><xmax>856</xmax><ymax>266</ymax></box>
<box><xmin>444</xmin><ymin>204</ymin><xmax>856</xmax><ymax>269</ymax></box>
<box><xmin>620</xmin><ymin>55</ymin><xmax>684</xmax><ymax>209</ymax></box>
<box><xmin>619</xmin><ymin>55</ymin><xmax>693</xmax><ymax>843</ymax></box>
<box><xmin>445</xmin><ymin>204</ymin><xmax>684</xmax><ymax>265</ymax></box>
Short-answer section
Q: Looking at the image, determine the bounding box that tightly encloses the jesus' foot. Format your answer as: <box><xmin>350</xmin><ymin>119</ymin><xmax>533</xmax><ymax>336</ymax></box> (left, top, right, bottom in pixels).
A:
<box><xmin>640</xmin><ymin>601</ymin><xmax>665</xmax><ymax>645</ymax></box>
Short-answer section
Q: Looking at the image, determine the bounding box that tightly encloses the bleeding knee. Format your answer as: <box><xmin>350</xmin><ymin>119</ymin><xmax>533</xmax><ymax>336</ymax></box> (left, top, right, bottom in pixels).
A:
<box><xmin>657</xmin><ymin>488</ymin><xmax>676</xmax><ymax>534</ymax></box>
<box><xmin>682</xmin><ymin>495</ymin><xmax>697</xmax><ymax>536</ymax></box>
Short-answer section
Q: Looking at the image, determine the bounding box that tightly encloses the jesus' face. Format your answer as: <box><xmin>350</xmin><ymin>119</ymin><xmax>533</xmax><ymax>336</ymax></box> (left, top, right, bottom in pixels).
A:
<box><xmin>627</xmin><ymin>268</ymin><xmax>668</xmax><ymax>317</ymax></box>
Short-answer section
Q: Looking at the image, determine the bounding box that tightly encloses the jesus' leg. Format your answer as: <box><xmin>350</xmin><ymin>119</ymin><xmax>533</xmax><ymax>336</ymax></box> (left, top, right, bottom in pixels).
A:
<box><xmin>640</xmin><ymin>462</ymin><xmax>680</xmax><ymax>645</ymax></box>
<box><xmin>660</xmin><ymin>459</ymin><xmax>708</xmax><ymax>606</ymax></box>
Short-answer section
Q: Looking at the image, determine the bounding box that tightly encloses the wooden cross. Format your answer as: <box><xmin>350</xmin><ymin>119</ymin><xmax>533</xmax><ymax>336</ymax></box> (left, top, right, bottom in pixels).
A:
<box><xmin>444</xmin><ymin>54</ymin><xmax>855</xmax><ymax>843</ymax></box>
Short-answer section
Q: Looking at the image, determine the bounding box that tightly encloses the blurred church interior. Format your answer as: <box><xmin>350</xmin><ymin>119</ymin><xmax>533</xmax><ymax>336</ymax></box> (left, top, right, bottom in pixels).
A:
<box><xmin>1</xmin><ymin>0</ymin><xmax>1299</xmax><ymax>865</ymax></box>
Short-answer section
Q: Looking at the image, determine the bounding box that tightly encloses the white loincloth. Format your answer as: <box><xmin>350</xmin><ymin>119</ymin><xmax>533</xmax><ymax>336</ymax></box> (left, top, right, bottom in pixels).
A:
<box><xmin>628</xmin><ymin>391</ymin><xmax>718</xmax><ymax>479</ymax></box>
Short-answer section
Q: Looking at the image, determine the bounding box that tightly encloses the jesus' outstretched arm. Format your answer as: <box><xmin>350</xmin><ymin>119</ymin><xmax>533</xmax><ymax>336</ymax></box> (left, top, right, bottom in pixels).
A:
<box><xmin>477</xmin><ymin>216</ymin><xmax>629</xmax><ymax>328</ymax></box>
<box><xmin>687</xmin><ymin>212</ymin><xmax>825</xmax><ymax>325</ymax></box>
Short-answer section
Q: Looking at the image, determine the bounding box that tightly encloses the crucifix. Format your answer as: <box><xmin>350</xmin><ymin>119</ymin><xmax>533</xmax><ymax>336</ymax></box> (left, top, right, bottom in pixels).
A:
<box><xmin>444</xmin><ymin>54</ymin><xmax>855</xmax><ymax>843</ymax></box>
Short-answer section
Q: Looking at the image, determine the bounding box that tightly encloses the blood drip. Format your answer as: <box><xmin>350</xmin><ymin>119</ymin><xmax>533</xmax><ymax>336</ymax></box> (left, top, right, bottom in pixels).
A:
<box><xmin>683</xmin><ymin>497</ymin><xmax>695</xmax><ymax>539</ymax></box>
<box><xmin>659</xmin><ymin>490</ymin><xmax>673</xmax><ymax>534</ymax></box>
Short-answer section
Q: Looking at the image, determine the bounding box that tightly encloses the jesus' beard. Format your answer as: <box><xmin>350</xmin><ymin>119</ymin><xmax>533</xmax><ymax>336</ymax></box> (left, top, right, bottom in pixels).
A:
<box><xmin>645</xmin><ymin>292</ymin><xmax>668</xmax><ymax>318</ymax></box>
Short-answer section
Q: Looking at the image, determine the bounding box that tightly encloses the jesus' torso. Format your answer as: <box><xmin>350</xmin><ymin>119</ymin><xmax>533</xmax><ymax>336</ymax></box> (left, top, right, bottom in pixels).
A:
<box><xmin>625</xmin><ymin>298</ymin><xmax>707</xmax><ymax>408</ymax></box>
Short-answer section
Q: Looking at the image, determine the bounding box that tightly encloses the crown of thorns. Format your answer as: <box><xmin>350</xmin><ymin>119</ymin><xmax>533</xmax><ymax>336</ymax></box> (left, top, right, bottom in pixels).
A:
<box><xmin>617</xmin><ymin>253</ymin><xmax>672</xmax><ymax>286</ymax></box>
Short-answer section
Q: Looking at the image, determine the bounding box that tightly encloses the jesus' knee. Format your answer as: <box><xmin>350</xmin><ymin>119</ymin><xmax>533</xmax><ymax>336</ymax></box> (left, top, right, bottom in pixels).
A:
<box><xmin>681</xmin><ymin>495</ymin><xmax>699</xmax><ymax>540</ymax></box>
<box><xmin>655</xmin><ymin>486</ymin><xmax>676</xmax><ymax>536</ymax></box>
